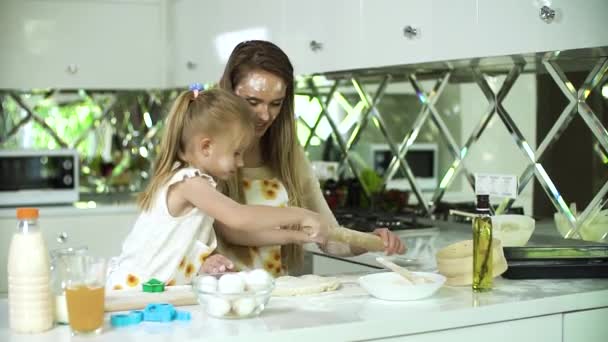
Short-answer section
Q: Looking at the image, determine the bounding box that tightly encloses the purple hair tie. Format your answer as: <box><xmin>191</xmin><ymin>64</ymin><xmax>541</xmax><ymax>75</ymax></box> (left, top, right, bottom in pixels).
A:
<box><xmin>189</xmin><ymin>83</ymin><xmax>203</xmax><ymax>98</ymax></box>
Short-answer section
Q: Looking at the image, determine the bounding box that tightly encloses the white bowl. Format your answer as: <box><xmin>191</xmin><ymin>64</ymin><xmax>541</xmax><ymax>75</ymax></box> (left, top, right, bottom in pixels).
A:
<box><xmin>555</xmin><ymin>210</ymin><xmax>608</xmax><ymax>242</ymax></box>
<box><xmin>358</xmin><ymin>272</ymin><xmax>445</xmax><ymax>301</ymax></box>
<box><xmin>193</xmin><ymin>273</ymin><xmax>274</xmax><ymax>319</ymax></box>
<box><xmin>491</xmin><ymin>214</ymin><xmax>535</xmax><ymax>247</ymax></box>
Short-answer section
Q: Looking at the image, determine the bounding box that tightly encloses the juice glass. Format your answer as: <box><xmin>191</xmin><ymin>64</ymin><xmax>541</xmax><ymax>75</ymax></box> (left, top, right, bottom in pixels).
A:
<box><xmin>64</xmin><ymin>256</ymin><xmax>107</xmax><ymax>335</ymax></box>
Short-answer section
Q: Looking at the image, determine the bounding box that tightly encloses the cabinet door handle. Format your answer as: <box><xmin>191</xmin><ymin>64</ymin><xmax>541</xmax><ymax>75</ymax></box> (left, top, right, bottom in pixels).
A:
<box><xmin>309</xmin><ymin>40</ymin><xmax>323</xmax><ymax>52</ymax></box>
<box><xmin>66</xmin><ymin>64</ymin><xmax>78</xmax><ymax>74</ymax></box>
<box><xmin>539</xmin><ymin>5</ymin><xmax>556</xmax><ymax>23</ymax></box>
<box><xmin>403</xmin><ymin>25</ymin><xmax>418</xmax><ymax>38</ymax></box>
<box><xmin>57</xmin><ymin>232</ymin><xmax>68</xmax><ymax>244</ymax></box>
<box><xmin>186</xmin><ymin>61</ymin><xmax>197</xmax><ymax>70</ymax></box>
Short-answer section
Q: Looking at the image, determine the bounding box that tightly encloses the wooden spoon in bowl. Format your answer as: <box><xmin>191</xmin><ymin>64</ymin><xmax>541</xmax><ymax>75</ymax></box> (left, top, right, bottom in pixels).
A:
<box><xmin>376</xmin><ymin>257</ymin><xmax>433</xmax><ymax>284</ymax></box>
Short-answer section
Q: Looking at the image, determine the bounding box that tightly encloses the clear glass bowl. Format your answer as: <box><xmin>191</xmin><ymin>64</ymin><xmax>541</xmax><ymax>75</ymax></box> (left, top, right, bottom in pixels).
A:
<box><xmin>192</xmin><ymin>273</ymin><xmax>275</xmax><ymax>319</ymax></box>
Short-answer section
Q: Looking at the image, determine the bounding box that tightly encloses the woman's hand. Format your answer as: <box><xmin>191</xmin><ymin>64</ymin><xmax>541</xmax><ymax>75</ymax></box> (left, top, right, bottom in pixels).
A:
<box><xmin>300</xmin><ymin>212</ymin><xmax>330</xmax><ymax>244</ymax></box>
<box><xmin>372</xmin><ymin>228</ymin><xmax>406</xmax><ymax>255</ymax></box>
<box><xmin>198</xmin><ymin>254</ymin><xmax>235</xmax><ymax>274</ymax></box>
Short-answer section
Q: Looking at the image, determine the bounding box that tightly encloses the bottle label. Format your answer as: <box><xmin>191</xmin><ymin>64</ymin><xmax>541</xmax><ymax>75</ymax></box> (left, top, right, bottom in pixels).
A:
<box><xmin>475</xmin><ymin>173</ymin><xmax>518</xmax><ymax>198</ymax></box>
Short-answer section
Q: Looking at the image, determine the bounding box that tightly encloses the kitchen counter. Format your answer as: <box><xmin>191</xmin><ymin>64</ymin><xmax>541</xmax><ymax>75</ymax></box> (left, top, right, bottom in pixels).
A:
<box><xmin>1</xmin><ymin>276</ymin><xmax>608</xmax><ymax>342</ymax></box>
<box><xmin>3</xmin><ymin>217</ymin><xmax>607</xmax><ymax>341</ymax></box>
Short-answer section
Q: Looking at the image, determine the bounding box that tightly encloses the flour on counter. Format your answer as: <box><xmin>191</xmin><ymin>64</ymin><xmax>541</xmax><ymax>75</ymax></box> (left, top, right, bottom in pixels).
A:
<box><xmin>272</xmin><ymin>275</ymin><xmax>341</xmax><ymax>297</ymax></box>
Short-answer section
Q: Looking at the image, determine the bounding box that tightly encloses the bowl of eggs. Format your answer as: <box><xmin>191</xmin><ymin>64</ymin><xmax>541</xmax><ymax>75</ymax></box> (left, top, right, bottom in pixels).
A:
<box><xmin>193</xmin><ymin>269</ymin><xmax>274</xmax><ymax>319</ymax></box>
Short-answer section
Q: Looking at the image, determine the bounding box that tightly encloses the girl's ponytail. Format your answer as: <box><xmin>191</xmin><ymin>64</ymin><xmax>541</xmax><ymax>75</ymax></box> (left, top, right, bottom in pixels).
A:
<box><xmin>138</xmin><ymin>91</ymin><xmax>195</xmax><ymax>210</ymax></box>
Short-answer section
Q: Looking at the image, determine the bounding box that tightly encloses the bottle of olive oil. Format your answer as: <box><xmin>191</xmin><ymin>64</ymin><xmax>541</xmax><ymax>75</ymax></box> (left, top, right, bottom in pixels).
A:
<box><xmin>472</xmin><ymin>194</ymin><xmax>493</xmax><ymax>292</ymax></box>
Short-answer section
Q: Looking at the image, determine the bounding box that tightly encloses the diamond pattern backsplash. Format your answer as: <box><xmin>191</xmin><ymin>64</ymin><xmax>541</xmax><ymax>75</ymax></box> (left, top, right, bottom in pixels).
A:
<box><xmin>1</xmin><ymin>89</ymin><xmax>178</xmax><ymax>193</ymax></box>
<box><xmin>1</xmin><ymin>49</ymin><xmax>607</xmax><ymax>241</ymax></box>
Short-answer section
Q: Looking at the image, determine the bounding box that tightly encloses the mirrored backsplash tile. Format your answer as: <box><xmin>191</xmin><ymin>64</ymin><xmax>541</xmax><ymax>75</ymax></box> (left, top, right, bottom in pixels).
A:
<box><xmin>1</xmin><ymin>48</ymin><xmax>607</xmax><ymax>241</ymax></box>
<box><xmin>0</xmin><ymin>89</ymin><xmax>177</xmax><ymax>194</ymax></box>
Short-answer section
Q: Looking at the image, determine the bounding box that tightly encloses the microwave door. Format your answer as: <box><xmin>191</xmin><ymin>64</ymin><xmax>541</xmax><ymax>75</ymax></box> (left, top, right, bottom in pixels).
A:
<box><xmin>0</xmin><ymin>154</ymin><xmax>78</xmax><ymax>205</ymax></box>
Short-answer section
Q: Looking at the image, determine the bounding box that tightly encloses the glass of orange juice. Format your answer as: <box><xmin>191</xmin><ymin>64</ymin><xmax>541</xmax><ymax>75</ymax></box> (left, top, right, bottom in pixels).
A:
<box><xmin>64</xmin><ymin>255</ymin><xmax>107</xmax><ymax>335</ymax></box>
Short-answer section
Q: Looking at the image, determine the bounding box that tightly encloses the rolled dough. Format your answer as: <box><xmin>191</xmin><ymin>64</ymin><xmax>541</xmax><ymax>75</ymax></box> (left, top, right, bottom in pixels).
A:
<box><xmin>272</xmin><ymin>274</ymin><xmax>341</xmax><ymax>297</ymax></box>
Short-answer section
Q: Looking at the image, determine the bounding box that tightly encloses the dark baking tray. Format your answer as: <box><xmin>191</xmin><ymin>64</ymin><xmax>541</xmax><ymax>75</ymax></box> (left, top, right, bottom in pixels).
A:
<box><xmin>502</xmin><ymin>245</ymin><xmax>608</xmax><ymax>279</ymax></box>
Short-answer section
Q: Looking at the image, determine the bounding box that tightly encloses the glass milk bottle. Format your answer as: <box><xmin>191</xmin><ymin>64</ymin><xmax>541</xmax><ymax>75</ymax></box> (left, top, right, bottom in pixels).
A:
<box><xmin>8</xmin><ymin>208</ymin><xmax>53</xmax><ymax>333</ymax></box>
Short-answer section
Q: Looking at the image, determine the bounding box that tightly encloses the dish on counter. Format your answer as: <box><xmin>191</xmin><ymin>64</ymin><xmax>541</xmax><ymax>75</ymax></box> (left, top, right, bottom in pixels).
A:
<box><xmin>555</xmin><ymin>207</ymin><xmax>608</xmax><ymax>243</ymax></box>
<box><xmin>436</xmin><ymin>239</ymin><xmax>508</xmax><ymax>286</ymax></box>
<box><xmin>491</xmin><ymin>214</ymin><xmax>535</xmax><ymax>247</ymax></box>
<box><xmin>358</xmin><ymin>271</ymin><xmax>445</xmax><ymax>301</ymax></box>
<box><xmin>193</xmin><ymin>269</ymin><xmax>274</xmax><ymax>319</ymax></box>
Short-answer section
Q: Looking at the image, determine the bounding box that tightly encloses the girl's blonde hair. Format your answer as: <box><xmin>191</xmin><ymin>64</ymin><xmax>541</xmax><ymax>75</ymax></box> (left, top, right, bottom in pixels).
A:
<box><xmin>138</xmin><ymin>88</ymin><xmax>254</xmax><ymax>210</ymax></box>
<box><xmin>219</xmin><ymin>40</ymin><xmax>306</xmax><ymax>273</ymax></box>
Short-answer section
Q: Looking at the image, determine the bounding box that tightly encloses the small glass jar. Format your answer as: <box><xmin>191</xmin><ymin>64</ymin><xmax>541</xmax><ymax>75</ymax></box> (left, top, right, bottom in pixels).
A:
<box><xmin>50</xmin><ymin>246</ymin><xmax>88</xmax><ymax>324</ymax></box>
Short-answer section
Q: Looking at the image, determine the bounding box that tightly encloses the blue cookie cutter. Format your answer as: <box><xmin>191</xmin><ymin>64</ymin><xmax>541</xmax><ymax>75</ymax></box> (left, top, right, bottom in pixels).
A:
<box><xmin>110</xmin><ymin>310</ymin><xmax>144</xmax><ymax>327</ymax></box>
<box><xmin>143</xmin><ymin>303</ymin><xmax>176</xmax><ymax>322</ymax></box>
<box><xmin>110</xmin><ymin>303</ymin><xmax>191</xmax><ymax>328</ymax></box>
<box><xmin>175</xmin><ymin>310</ymin><xmax>191</xmax><ymax>321</ymax></box>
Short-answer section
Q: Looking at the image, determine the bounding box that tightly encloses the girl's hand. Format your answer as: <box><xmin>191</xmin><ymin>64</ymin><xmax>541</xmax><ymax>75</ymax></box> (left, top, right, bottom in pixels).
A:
<box><xmin>198</xmin><ymin>254</ymin><xmax>235</xmax><ymax>274</ymax></box>
<box><xmin>372</xmin><ymin>228</ymin><xmax>406</xmax><ymax>255</ymax></box>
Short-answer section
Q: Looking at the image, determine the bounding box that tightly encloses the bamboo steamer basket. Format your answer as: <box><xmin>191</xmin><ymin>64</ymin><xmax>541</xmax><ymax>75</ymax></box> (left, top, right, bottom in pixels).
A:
<box><xmin>436</xmin><ymin>239</ymin><xmax>508</xmax><ymax>286</ymax></box>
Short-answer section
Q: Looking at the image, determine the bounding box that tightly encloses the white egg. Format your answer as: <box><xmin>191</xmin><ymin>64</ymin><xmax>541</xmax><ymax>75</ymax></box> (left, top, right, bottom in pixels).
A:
<box><xmin>206</xmin><ymin>297</ymin><xmax>231</xmax><ymax>317</ymax></box>
<box><xmin>232</xmin><ymin>297</ymin><xmax>256</xmax><ymax>317</ymax></box>
<box><xmin>254</xmin><ymin>294</ymin><xmax>270</xmax><ymax>308</ymax></box>
<box><xmin>237</xmin><ymin>271</ymin><xmax>249</xmax><ymax>288</ymax></box>
<box><xmin>218</xmin><ymin>273</ymin><xmax>245</xmax><ymax>294</ymax></box>
<box><xmin>197</xmin><ymin>276</ymin><xmax>218</xmax><ymax>292</ymax></box>
<box><xmin>245</xmin><ymin>269</ymin><xmax>272</xmax><ymax>291</ymax></box>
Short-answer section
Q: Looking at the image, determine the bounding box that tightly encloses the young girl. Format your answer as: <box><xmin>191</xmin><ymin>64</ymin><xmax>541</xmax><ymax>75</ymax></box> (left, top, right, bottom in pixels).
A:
<box><xmin>106</xmin><ymin>88</ymin><xmax>330</xmax><ymax>290</ymax></box>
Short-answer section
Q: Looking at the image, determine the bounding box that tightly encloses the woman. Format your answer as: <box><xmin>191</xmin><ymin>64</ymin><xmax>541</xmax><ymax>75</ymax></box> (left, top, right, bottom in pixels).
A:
<box><xmin>214</xmin><ymin>40</ymin><xmax>405</xmax><ymax>276</ymax></box>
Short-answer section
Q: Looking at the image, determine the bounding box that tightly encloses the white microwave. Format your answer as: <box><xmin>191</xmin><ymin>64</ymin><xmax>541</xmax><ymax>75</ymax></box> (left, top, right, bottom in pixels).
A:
<box><xmin>370</xmin><ymin>143</ymin><xmax>438</xmax><ymax>191</ymax></box>
<box><xmin>0</xmin><ymin>149</ymin><xmax>79</xmax><ymax>206</ymax></box>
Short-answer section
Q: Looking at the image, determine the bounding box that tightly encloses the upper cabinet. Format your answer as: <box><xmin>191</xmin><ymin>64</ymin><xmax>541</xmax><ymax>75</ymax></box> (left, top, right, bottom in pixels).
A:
<box><xmin>358</xmin><ymin>0</ymin><xmax>433</xmax><ymax>69</ymax></box>
<box><xmin>174</xmin><ymin>0</ymin><xmax>608</xmax><ymax>81</ymax></box>
<box><xmin>1</xmin><ymin>0</ymin><xmax>607</xmax><ymax>88</ymax></box>
<box><xmin>281</xmin><ymin>0</ymin><xmax>362</xmax><ymax>76</ymax></box>
<box><xmin>0</xmin><ymin>0</ymin><xmax>165</xmax><ymax>89</ymax></box>
<box><xmin>473</xmin><ymin>0</ymin><xmax>608</xmax><ymax>58</ymax></box>
<box><xmin>168</xmin><ymin>0</ymin><xmax>285</xmax><ymax>88</ymax></box>
<box><xmin>430</xmin><ymin>0</ymin><xmax>479</xmax><ymax>62</ymax></box>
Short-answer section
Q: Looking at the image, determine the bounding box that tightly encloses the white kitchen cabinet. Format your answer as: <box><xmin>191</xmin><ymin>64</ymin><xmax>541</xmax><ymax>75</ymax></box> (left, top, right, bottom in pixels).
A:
<box><xmin>475</xmin><ymin>0</ymin><xmax>608</xmax><ymax>58</ymax></box>
<box><xmin>0</xmin><ymin>207</ymin><xmax>137</xmax><ymax>293</ymax></box>
<box><xmin>359</xmin><ymin>0</ymin><xmax>433</xmax><ymax>69</ymax></box>
<box><xmin>0</xmin><ymin>0</ymin><xmax>164</xmax><ymax>89</ymax></box>
<box><xmin>312</xmin><ymin>254</ymin><xmax>378</xmax><ymax>275</ymax></box>
<box><xmin>535</xmin><ymin>0</ymin><xmax>608</xmax><ymax>52</ymax></box>
<box><xmin>282</xmin><ymin>1</ymin><xmax>362</xmax><ymax>76</ymax></box>
<box><xmin>168</xmin><ymin>0</ymin><xmax>203</xmax><ymax>88</ymax></box>
<box><xmin>168</xmin><ymin>0</ymin><xmax>285</xmax><ymax>88</ymax></box>
<box><xmin>83</xmin><ymin>0</ymin><xmax>608</xmax><ymax>87</ymax></box>
<box><xmin>2</xmin><ymin>1</ymin><xmax>606</xmax><ymax>88</ymax></box>
<box><xmin>430</xmin><ymin>0</ymin><xmax>479</xmax><ymax>62</ymax></box>
<box><xmin>563</xmin><ymin>307</ymin><xmax>608</xmax><ymax>342</ymax></box>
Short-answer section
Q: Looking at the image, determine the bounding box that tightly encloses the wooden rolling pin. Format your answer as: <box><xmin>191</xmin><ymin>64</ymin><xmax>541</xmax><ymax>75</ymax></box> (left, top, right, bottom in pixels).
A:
<box><xmin>329</xmin><ymin>226</ymin><xmax>385</xmax><ymax>252</ymax></box>
<box><xmin>105</xmin><ymin>286</ymin><xmax>197</xmax><ymax>312</ymax></box>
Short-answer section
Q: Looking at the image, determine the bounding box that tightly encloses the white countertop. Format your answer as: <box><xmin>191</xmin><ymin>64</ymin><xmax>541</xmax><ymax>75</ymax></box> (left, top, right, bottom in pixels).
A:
<box><xmin>2</xmin><ymin>275</ymin><xmax>608</xmax><ymax>342</ymax></box>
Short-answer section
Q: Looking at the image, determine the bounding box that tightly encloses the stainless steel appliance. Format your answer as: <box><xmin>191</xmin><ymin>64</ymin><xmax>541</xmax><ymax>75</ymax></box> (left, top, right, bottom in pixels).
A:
<box><xmin>0</xmin><ymin>149</ymin><xmax>79</xmax><ymax>206</ymax></box>
<box><xmin>334</xmin><ymin>209</ymin><xmax>434</xmax><ymax>232</ymax></box>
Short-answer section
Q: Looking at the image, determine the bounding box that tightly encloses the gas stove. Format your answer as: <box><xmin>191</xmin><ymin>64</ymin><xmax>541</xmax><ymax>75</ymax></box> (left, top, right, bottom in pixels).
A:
<box><xmin>333</xmin><ymin>209</ymin><xmax>434</xmax><ymax>233</ymax></box>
